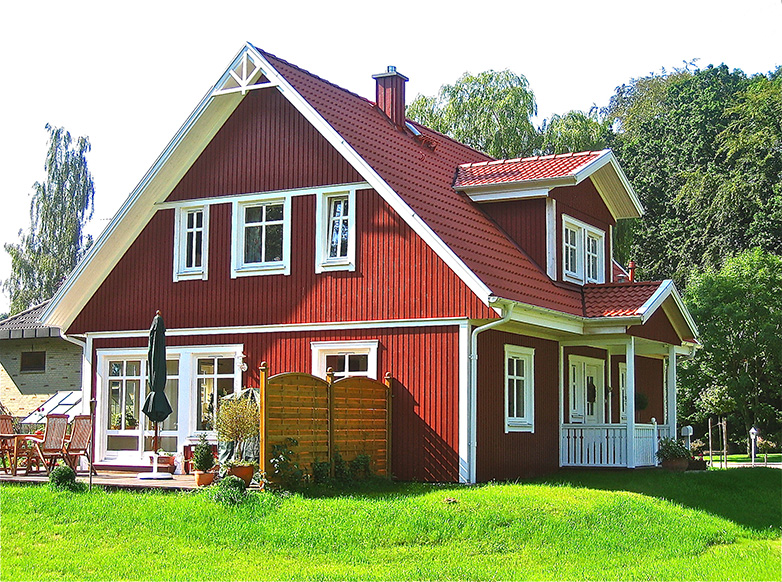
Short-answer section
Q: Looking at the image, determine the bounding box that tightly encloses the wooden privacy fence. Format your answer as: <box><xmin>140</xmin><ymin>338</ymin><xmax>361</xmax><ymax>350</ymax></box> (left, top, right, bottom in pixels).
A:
<box><xmin>258</xmin><ymin>363</ymin><xmax>392</xmax><ymax>478</ymax></box>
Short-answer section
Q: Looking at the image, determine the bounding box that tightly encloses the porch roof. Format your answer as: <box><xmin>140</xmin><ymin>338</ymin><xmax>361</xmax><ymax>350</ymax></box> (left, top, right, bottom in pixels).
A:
<box><xmin>583</xmin><ymin>282</ymin><xmax>661</xmax><ymax>317</ymax></box>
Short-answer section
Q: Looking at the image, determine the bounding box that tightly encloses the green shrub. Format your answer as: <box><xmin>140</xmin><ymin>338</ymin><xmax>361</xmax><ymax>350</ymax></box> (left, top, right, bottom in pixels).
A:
<box><xmin>270</xmin><ymin>438</ymin><xmax>306</xmax><ymax>490</ymax></box>
<box><xmin>349</xmin><ymin>454</ymin><xmax>372</xmax><ymax>480</ymax></box>
<box><xmin>49</xmin><ymin>465</ymin><xmax>85</xmax><ymax>492</ymax></box>
<box><xmin>312</xmin><ymin>461</ymin><xmax>331</xmax><ymax>484</ymax></box>
<box><xmin>191</xmin><ymin>433</ymin><xmax>215</xmax><ymax>472</ymax></box>
<box><xmin>209</xmin><ymin>474</ymin><xmax>248</xmax><ymax>505</ymax></box>
<box><xmin>656</xmin><ymin>437</ymin><xmax>691</xmax><ymax>461</ymax></box>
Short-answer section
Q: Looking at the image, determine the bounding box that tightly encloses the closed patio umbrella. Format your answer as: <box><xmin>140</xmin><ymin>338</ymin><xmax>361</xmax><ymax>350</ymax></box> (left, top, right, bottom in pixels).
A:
<box><xmin>139</xmin><ymin>311</ymin><xmax>173</xmax><ymax>480</ymax></box>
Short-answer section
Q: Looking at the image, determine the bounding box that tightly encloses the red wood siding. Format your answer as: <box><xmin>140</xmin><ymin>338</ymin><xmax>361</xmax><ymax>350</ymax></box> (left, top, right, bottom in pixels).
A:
<box><xmin>167</xmin><ymin>88</ymin><xmax>363</xmax><ymax>201</ymax></box>
<box><xmin>92</xmin><ymin>325</ymin><xmax>462</xmax><ymax>482</ymax></box>
<box><xmin>610</xmin><ymin>355</ymin><xmax>664</xmax><ymax>424</ymax></box>
<box><xmin>553</xmin><ymin>180</ymin><xmax>615</xmax><ymax>284</ymax></box>
<box><xmin>475</xmin><ymin>330</ymin><xmax>560</xmax><ymax>480</ymax></box>
<box><xmin>482</xmin><ymin>198</ymin><xmax>547</xmax><ymax>271</ymax></box>
<box><xmin>629</xmin><ymin>309</ymin><xmax>682</xmax><ymax>345</ymax></box>
<box><xmin>68</xmin><ymin>189</ymin><xmax>493</xmax><ymax>334</ymax></box>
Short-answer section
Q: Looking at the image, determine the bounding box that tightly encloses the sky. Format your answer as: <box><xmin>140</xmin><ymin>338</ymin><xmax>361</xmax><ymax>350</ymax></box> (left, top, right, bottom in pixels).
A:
<box><xmin>0</xmin><ymin>0</ymin><xmax>779</xmax><ymax>312</ymax></box>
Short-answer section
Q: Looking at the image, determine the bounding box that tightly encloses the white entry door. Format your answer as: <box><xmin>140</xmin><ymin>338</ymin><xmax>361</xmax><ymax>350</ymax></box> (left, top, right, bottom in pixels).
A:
<box><xmin>568</xmin><ymin>356</ymin><xmax>605</xmax><ymax>424</ymax></box>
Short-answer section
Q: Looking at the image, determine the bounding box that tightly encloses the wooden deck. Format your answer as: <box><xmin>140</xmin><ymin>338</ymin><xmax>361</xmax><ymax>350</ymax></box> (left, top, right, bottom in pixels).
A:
<box><xmin>0</xmin><ymin>470</ymin><xmax>205</xmax><ymax>491</ymax></box>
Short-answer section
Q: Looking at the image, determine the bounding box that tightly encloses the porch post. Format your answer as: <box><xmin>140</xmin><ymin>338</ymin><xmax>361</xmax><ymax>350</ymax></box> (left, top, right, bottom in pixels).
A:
<box><xmin>626</xmin><ymin>337</ymin><xmax>636</xmax><ymax>468</ymax></box>
<box><xmin>667</xmin><ymin>345</ymin><xmax>678</xmax><ymax>441</ymax></box>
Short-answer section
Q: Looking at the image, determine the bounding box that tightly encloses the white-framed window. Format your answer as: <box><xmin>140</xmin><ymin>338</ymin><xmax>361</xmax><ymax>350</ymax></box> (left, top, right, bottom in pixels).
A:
<box><xmin>619</xmin><ymin>362</ymin><xmax>628</xmax><ymax>423</ymax></box>
<box><xmin>173</xmin><ymin>205</ymin><xmax>209</xmax><ymax>281</ymax></box>
<box><xmin>315</xmin><ymin>189</ymin><xmax>356</xmax><ymax>273</ymax></box>
<box><xmin>504</xmin><ymin>344</ymin><xmax>535</xmax><ymax>433</ymax></box>
<box><xmin>194</xmin><ymin>355</ymin><xmax>240</xmax><ymax>431</ymax></box>
<box><xmin>562</xmin><ymin>215</ymin><xmax>605</xmax><ymax>284</ymax></box>
<box><xmin>310</xmin><ymin>340</ymin><xmax>378</xmax><ymax>380</ymax></box>
<box><xmin>231</xmin><ymin>195</ymin><xmax>291</xmax><ymax>277</ymax></box>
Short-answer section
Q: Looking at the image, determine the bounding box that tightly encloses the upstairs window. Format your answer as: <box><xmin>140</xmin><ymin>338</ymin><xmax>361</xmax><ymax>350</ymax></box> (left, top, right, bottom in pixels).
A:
<box><xmin>311</xmin><ymin>340</ymin><xmax>378</xmax><ymax>379</ymax></box>
<box><xmin>562</xmin><ymin>215</ymin><xmax>605</xmax><ymax>284</ymax></box>
<box><xmin>315</xmin><ymin>189</ymin><xmax>356</xmax><ymax>273</ymax></box>
<box><xmin>232</xmin><ymin>196</ymin><xmax>291</xmax><ymax>277</ymax></box>
<box><xmin>174</xmin><ymin>206</ymin><xmax>209</xmax><ymax>281</ymax></box>
<box><xmin>504</xmin><ymin>345</ymin><xmax>535</xmax><ymax>432</ymax></box>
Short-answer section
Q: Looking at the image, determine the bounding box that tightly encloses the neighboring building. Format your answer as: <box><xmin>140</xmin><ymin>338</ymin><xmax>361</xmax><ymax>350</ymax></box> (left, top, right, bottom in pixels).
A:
<box><xmin>0</xmin><ymin>301</ymin><xmax>83</xmax><ymax>417</ymax></box>
<box><xmin>41</xmin><ymin>44</ymin><xmax>698</xmax><ymax>482</ymax></box>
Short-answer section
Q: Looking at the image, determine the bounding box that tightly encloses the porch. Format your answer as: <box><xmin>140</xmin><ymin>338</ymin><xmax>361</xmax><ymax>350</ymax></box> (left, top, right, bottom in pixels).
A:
<box><xmin>561</xmin><ymin>422</ymin><xmax>671</xmax><ymax>467</ymax></box>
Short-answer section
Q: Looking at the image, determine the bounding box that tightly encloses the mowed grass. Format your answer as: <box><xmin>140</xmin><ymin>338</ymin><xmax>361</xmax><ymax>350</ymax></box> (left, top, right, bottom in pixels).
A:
<box><xmin>1</xmin><ymin>468</ymin><xmax>779</xmax><ymax>581</ymax></box>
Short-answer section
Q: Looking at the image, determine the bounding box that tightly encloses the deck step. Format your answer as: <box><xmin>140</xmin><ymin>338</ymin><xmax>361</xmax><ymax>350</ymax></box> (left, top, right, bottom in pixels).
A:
<box><xmin>93</xmin><ymin>462</ymin><xmax>175</xmax><ymax>474</ymax></box>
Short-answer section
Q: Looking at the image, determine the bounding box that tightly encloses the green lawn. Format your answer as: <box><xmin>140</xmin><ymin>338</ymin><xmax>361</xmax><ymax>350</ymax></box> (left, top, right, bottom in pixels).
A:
<box><xmin>704</xmin><ymin>453</ymin><xmax>781</xmax><ymax>464</ymax></box>
<box><xmin>1</xmin><ymin>468</ymin><xmax>779</xmax><ymax>581</ymax></box>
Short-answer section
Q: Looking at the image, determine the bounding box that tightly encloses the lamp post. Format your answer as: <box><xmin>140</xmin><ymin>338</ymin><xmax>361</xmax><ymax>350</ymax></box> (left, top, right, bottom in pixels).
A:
<box><xmin>749</xmin><ymin>427</ymin><xmax>758</xmax><ymax>467</ymax></box>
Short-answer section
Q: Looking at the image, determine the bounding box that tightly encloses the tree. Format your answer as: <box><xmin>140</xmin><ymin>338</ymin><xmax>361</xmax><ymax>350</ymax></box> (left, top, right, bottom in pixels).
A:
<box><xmin>537</xmin><ymin>108</ymin><xmax>610</xmax><ymax>155</ymax></box>
<box><xmin>4</xmin><ymin>124</ymin><xmax>95</xmax><ymax>314</ymax></box>
<box><xmin>680</xmin><ymin>249</ymin><xmax>782</xmax><ymax>448</ymax></box>
<box><xmin>407</xmin><ymin>69</ymin><xmax>538</xmax><ymax>159</ymax></box>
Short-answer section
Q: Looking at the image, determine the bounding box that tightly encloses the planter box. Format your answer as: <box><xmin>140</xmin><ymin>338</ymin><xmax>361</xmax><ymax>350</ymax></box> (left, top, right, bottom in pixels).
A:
<box><xmin>661</xmin><ymin>458</ymin><xmax>689</xmax><ymax>472</ymax></box>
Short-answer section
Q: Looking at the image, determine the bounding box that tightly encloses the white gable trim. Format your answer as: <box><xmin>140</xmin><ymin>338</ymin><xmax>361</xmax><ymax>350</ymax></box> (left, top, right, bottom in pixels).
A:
<box><xmin>43</xmin><ymin>43</ymin><xmax>493</xmax><ymax>330</ymax></box>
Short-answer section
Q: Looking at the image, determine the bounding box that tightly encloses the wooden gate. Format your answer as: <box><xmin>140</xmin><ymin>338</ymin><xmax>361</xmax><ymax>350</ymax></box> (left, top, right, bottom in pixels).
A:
<box><xmin>258</xmin><ymin>363</ymin><xmax>392</xmax><ymax>478</ymax></box>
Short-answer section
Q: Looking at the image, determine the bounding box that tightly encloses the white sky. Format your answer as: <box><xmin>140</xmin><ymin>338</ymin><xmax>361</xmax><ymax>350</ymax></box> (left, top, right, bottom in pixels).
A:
<box><xmin>0</xmin><ymin>0</ymin><xmax>779</xmax><ymax>312</ymax></box>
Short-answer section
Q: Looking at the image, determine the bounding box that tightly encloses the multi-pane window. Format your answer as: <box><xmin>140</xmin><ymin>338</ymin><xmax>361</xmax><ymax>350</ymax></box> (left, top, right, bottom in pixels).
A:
<box><xmin>184</xmin><ymin>210</ymin><xmax>204</xmax><ymax>269</ymax></box>
<box><xmin>564</xmin><ymin>226</ymin><xmax>579</xmax><ymax>278</ymax></box>
<box><xmin>504</xmin><ymin>345</ymin><xmax>535</xmax><ymax>432</ymax></box>
<box><xmin>562</xmin><ymin>215</ymin><xmax>605</xmax><ymax>284</ymax></box>
<box><xmin>174</xmin><ymin>206</ymin><xmax>208</xmax><ymax>281</ymax></box>
<box><xmin>315</xmin><ymin>189</ymin><xmax>356</xmax><ymax>273</ymax></box>
<box><xmin>244</xmin><ymin>203</ymin><xmax>284</xmax><ymax>264</ymax></box>
<box><xmin>232</xmin><ymin>197</ymin><xmax>290</xmax><ymax>277</ymax></box>
<box><xmin>328</xmin><ymin>196</ymin><xmax>350</xmax><ymax>260</ymax></box>
<box><xmin>108</xmin><ymin>360</ymin><xmax>141</xmax><ymax>430</ymax></box>
<box><xmin>325</xmin><ymin>352</ymin><xmax>369</xmax><ymax>379</ymax></box>
<box><xmin>311</xmin><ymin>340</ymin><xmax>378</xmax><ymax>380</ymax></box>
<box><xmin>196</xmin><ymin>357</ymin><xmax>237</xmax><ymax>431</ymax></box>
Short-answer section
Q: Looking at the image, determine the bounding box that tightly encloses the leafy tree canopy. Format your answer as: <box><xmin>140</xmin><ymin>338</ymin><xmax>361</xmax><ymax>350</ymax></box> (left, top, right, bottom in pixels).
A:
<box><xmin>679</xmin><ymin>248</ymin><xmax>782</xmax><ymax>443</ymax></box>
<box><xmin>3</xmin><ymin>124</ymin><xmax>95</xmax><ymax>314</ymax></box>
<box><xmin>407</xmin><ymin>69</ymin><xmax>538</xmax><ymax>159</ymax></box>
<box><xmin>537</xmin><ymin>108</ymin><xmax>610</xmax><ymax>156</ymax></box>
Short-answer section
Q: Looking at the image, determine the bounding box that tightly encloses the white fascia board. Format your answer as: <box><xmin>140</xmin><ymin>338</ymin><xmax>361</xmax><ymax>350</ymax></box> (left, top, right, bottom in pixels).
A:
<box><xmin>466</xmin><ymin>187</ymin><xmax>551</xmax><ymax>202</ymax></box>
<box><xmin>504</xmin><ymin>300</ymin><xmax>585</xmax><ymax>335</ymax></box>
<box><xmin>245</xmin><ymin>45</ymin><xmax>493</xmax><ymax>307</ymax></box>
<box><xmin>43</xmin><ymin>47</ymin><xmax>266</xmax><ymax>330</ymax></box>
<box><xmin>572</xmin><ymin>149</ymin><xmax>613</xmax><ymax>184</ymax></box>
<box><xmin>573</xmin><ymin>150</ymin><xmax>644</xmax><ymax>220</ymax></box>
<box><xmin>637</xmin><ymin>280</ymin><xmax>673</xmax><ymax>321</ymax></box>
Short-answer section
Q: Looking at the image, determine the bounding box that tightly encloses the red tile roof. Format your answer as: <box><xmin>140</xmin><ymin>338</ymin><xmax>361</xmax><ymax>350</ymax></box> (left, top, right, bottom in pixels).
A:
<box><xmin>262</xmin><ymin>51</ymin><xmax>585</xmax><ymax>315</ymax></box>
<box><xmin>582</xmin><ymin>282</ymin><xmax>662</xmax><ymax>318</ymax></box>
<box><xmin>454</xmin><ymin>151</ymin><xmax>605</xmax><ymax>189</ymax></box>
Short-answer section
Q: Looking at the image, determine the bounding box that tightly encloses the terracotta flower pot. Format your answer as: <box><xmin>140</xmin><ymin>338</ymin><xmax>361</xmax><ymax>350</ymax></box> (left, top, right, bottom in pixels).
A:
<box><xmin>194</xmin><ymin>471</ymin><xmax>215</xmax><ymax>487</ymax></box>
<box><xmin>661</xmin><ymin>458</ymin><xmax>689</xmax><ymax>472</ymax></box>
<box><xmin>227</xmin><ymin>464</ymin><xmax>254</xmax><ymax>486</ymax></box>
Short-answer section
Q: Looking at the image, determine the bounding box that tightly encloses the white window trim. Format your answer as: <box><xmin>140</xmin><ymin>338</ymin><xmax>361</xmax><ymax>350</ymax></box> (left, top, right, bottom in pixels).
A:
<box><xmin>562</xmin><ymin>215</ymin><xmax>605</xmax><ymax>285</ymax></box>
<box><xmin>315</xmin><ymin>188</ymin><xmax>357</xmax><ymax>273</ymax></box>
<box><xmin>619</xmin><ymin>362</ymin><xmax>628</xmax><ymax>423</ymax></box>
<box><xmin>173</xmin><ymin>205</ymin><xmax>209</xmax><ymax>282</ymax></box>
<box><xmin>231</xmin><ymin>194</ymin><xmax>292</xmax><ymax>278</ymax></box>
<box><xmin>310</xmin><ymin>340</ymin><xmax>379</xmax><ymax>380</ymax></box>
<box><xmin>504</xmin><ymin>344</ymin><xmax>535</xmax><ymax>433</ymax></box>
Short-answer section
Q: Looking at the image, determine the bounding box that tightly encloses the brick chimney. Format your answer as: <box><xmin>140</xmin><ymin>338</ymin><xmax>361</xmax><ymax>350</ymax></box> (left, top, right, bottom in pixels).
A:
<box><xmin>373</xmin><ymin>66</ymin><xmax>408</xmax><ymax>127</ymax></box>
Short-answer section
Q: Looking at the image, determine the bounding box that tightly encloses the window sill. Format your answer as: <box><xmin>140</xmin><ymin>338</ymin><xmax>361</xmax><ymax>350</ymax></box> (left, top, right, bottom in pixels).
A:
<box><xmin>505</xmin><ymin>422</ymin><xmax>534</xmax><ymax>434</ymax></box>
<box><xmin>174</xmin><ymin>270</ymin><xmax>206</xmax><ymax>282</ymax></box>
<box><xmin>316</xmin><ymin>259</ymin><xmax>355</xmax><ymax>274</ymax></box>
<box><xmin>232</xmin><ymin>263</ymin><xmax>289</xmax><ymax>278</ymax></box>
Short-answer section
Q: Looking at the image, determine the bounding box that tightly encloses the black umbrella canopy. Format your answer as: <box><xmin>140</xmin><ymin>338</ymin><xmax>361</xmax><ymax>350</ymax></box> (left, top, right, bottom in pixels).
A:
<box><xmin>141</xmin><ymin>311</ymin><xmax>172</xmax><ymax>423</ymax></box>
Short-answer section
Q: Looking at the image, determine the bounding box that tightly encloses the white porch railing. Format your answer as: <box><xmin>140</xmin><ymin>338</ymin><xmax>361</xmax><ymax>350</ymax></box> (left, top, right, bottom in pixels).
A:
<box><xmin>561</xmin><ymin>422</ymin><xmax>664</xmax><ymax>468</ymax></box>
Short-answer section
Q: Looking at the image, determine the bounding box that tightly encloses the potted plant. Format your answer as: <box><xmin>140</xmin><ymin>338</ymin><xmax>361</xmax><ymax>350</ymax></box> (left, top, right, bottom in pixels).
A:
<box><xmin>216</xmin><ymin>396</ymin><xmax>259</xmax><ymax>486</ymax></box>
<box><xmin>656</xmin><ymin>437</ymin><xmax>691</xmax><ymax>471</ymax></box>
<box><xmin>191</xmin><ymin>433</ymin><xmax>216</xmax><ymax>486</ymax></box>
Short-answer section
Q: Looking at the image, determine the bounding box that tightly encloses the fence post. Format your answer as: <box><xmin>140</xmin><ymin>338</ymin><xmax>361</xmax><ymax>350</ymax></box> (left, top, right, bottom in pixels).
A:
<box><xmin>384</xmin><ymin>372</ymin><xmax>393</xmax><ymax>478</ymax></box>
<box><xmin>259</xmin><ymin>362</ymin><xmax>268</xmax><ymax>479</ymax></box>
<box><xmin>326</xmin><ymin>367</ymin><xmax>335</xmax><ymax>478</ymax></box>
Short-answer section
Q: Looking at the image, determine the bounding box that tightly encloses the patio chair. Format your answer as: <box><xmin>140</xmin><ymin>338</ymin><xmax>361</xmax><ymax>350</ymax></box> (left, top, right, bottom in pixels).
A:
<box><xmin>62</xmin><ymin>415</ymin><xmax>96</xmax><ymax>475</ymax></box>
<box><xmin>16</xmin><ymin>413</ymin><xmax>69</xmax><ymax>475</ymax></box>
<box><xmin>0</xmin><ymin>414</ymin><xmax>14</xmax><ymax>474</ymax></box>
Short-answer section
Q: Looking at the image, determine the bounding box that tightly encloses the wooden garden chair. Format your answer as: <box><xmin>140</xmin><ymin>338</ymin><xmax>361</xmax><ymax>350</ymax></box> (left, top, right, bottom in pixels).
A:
<box><xmin>0</xmin><ymin>414</ymin><xmax>14</xmax><ymax>474</ymax></box>
<box><xmin>62</xmin><ymin>415</ymin><xmax>96</xmax><ymax>475</ymax></box>
<box><xmin>15</xmin><ymin>413</ymin><xmax>69</xmax><ymax>475</ymax></box>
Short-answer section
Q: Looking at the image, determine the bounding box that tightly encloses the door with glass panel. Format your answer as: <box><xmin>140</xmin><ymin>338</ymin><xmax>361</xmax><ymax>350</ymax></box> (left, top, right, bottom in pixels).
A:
<box><xmin>105</xmin><ymin>358</ymin><xmax>180</xmax><ymax>458</ymax></box>
<box><xmin>195</xmin><ymin>356</ymin><xmax>237</xmax><ymax>431</ymax></box>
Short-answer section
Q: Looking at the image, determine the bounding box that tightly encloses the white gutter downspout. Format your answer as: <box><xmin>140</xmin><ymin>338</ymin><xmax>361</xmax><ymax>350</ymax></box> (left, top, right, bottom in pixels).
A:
<box><xmin>468</xmin><ymin>297</ymin><xmax>512</xmax><ymax>483</ymax></box>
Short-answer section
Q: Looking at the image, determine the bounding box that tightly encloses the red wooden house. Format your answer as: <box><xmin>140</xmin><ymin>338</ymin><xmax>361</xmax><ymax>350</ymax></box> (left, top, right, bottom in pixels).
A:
<box><xmin>42</xmin><ymin>44</ymin><xmax>698</xmax><ymax>482</ymax></box>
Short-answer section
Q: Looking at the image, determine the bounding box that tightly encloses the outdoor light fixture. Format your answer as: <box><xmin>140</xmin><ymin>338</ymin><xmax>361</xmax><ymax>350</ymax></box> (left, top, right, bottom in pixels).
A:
<box><xmin>750</xmin><ymin>426</ymin><xmax>758</xmax><ymax>467</ymax></box>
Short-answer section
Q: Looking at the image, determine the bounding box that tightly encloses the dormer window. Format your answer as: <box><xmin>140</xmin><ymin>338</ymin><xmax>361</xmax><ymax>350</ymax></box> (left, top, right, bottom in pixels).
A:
<box><xmin>231</xmin><ymin>195</ymin><xmax>291</xmax><ymax>277</ymax></box>
<box><xmin>562</xmin><ymin>215</ymin><xmax>604</xmax><ymax>284</ymax></box>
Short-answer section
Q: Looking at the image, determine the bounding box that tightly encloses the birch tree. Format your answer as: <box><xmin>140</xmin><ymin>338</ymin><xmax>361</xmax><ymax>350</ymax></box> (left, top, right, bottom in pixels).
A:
<box><xmin>3</xmin><ymin>124</ymin><xmax>95</xmax><ymax>314</ymax></box>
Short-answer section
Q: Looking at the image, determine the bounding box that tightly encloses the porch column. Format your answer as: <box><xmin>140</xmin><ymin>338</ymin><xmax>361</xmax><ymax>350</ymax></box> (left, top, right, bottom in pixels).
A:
<box><xmin>626</xmin><ymin>337</ymin><xmax>636</xmax><ymax>468</ymax></box>
<box><xmin>667</xmin><ymin>345</ymin><xmax>678</xmax><ymax>441</ymax></box>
